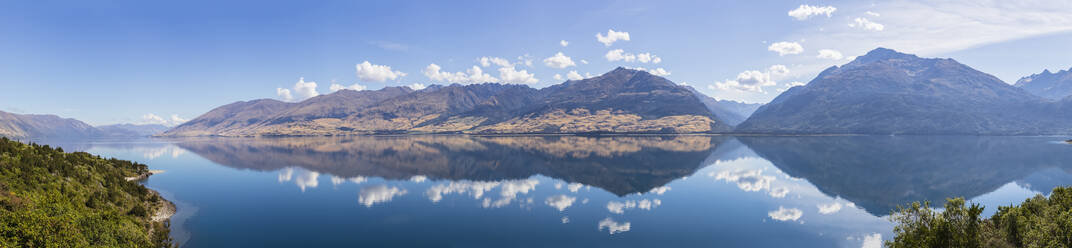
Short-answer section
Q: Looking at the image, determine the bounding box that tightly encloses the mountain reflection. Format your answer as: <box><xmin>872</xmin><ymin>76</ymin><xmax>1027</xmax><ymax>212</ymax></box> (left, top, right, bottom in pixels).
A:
<box><xmin>739</xmin><ymin>136</ymin><xmax>1072</xmax><ymax>215</ymax></box>
<box><xmin>174</xmin><ymin>135</ymin><xmax>727</xmax><ymax>196</ymax></box>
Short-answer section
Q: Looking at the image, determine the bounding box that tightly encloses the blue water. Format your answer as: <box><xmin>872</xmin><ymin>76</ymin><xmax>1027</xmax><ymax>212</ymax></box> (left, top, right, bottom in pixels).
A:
<box><xmin>39</xmin><ymin>135</ymin><xmax>1072</xmax><ymax>247</ymax></box>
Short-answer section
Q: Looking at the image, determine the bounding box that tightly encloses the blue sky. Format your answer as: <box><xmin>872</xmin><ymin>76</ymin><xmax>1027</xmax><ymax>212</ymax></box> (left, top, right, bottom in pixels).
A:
<box><xmin>2</xmin><ymin>0</ymin><xmax>1072</xmax><ymax>125</ymax></box>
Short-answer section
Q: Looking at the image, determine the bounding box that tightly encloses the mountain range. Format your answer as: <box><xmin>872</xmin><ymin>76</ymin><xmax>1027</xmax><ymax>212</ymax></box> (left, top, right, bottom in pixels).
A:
<box><xmin>7</xmin><ymin>48</ymin><xmax>1072</xmax><ymax>138</ymax></box>
<box><xmin>737</xmin><ymin>48</ymin><xmax>1072</xmax><ymax>135</ymax></box>
<box><xmin>1015</xmin><ymin>67</ymin><xmax>1072</xmax><ymax>100</ymax></box>
<box><xmin>162</xmin><ymin>67</ymin><xmax>737</xmax><ymax>136</ymax></box>
<box><xmin>0</xmin><ymin>110</ymin><xmax>168</xmax><ymax>139</ymax></box>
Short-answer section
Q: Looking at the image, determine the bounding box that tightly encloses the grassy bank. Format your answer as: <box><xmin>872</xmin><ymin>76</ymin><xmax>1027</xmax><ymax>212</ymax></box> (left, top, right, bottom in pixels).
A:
<box><xmin>887</xmin><ymin>186</ymin><xmax>1072</xmax><ymax>247</ymax></box>
<box><xmin>0</xmin><ymin>137</ymin><xmax>174</xmax><ymax>247</ymax></box>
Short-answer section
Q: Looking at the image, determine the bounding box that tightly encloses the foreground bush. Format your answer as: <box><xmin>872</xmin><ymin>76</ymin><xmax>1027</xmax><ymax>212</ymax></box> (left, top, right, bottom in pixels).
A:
<box><xmin>0</xmin><ymin>137</ymin><xmax>174</xmax><ymax>247</ymax></box>
<box><xmin>887</xmin><ymin>187</ymin><xmax>1072</xmax><ymax>248</ymax></box>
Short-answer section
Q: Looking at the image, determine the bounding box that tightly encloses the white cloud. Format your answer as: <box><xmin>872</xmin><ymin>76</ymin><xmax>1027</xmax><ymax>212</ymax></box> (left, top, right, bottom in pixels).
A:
<box><xmin>818</xmin><ymin>202</ymin><xmax>843</xmax><ymax>214</ymax></box>
<box><xmin>817</xmin><ymin>49</ymin><xmax>845</xmax><ymax>60</ymax></box>
<box><xmin>598</xmin><ymin>218</ymin><xmax>631</xmax><ymax>234</ymax></box>
<box><xmin>358</xmin><ymin>185</ymin><xmax>407</xmax><ymax>207</ymax></box>
<box><xmin>768</xmin><ymin>65</ymin><xmax>789</xmax><ymax>75</ymax></box>
<box><xmin>850</xmin><ymin>17</ymin><xmax>885</xmax><ymax>31</ymax></box>
<box><xmin>410</xmin><ymin>175</ymin><xmax>427</xmax><ymax>183</ymax></box>
<box><xmin>141</xmin><ymin>113</ymin><xmax>187</xmax><ymax>126</ymax></box>
<box><xmin>141</xmin><ymin>113</ymin><xmax>167</xmax><ymax>125</ymax></box>
<box><xmin>498</xmin><ymin>66</ymin><xmax>539</xmax><ymax>84</ymax></box>
<box><xmin>777</xmin><ymin>81</ymin><xmax>808</xmax><ymax>92</ymax></box>
<box><xmin>862</xmin><ymin>233</ymin><xmax>882</xmax><ymax>248</ymax></box>
<box><xmin>276</xmin><ymin>88</ymin><xmax>292</xmax><ymax>101</ymax></box>
<box><xmin>711</xmin><ymin>65</ymin><xmax>790</xmax><ymax>93</ymax></box>
<box><xmin>605</xmin><ymin>49</ymin><xmax>661</xmax><ymax>64</ymax></box>
<box><xmin>422</xmin><ymin>64</ymin><xmax>499</xmax><ymax>84</ymax></box>
<box><xmin>560</xmin><ymin>40</ymin><xmax>569</xmax><ymax>47</ymax></box>
<box><xmin>566</xmin><ymin>71</ymin><xmax>584</xmax><ymax>80</ymax></box>
<box><xmin>788</xmin><ymin>5</ymin><xmax>837</xmax><ymax>20</ymax></box>
<box><xmin>769</xmin><ymin>187</ymin><xmax>789</xmax><ymax>198</ymax></box>
<box><xmin>799</xmin><ymin>1</ymin><xmax>1072</xmax><ymax>57</ymax></box>
<box><xmin>543</xmin><ymin>52</ymin><xmax>577</xmax><ymax>69</ymax></box>
<box><xmin>580</xmin><ymin>59</ymin><xmax>589</xmax><ymax>65</ymax></box>
<box><xmin>330</xmin><ymin>83</ymin><xmax>367</xmax><ymax>92</ymax></box>
<box><xmin>553</xmin><ymin>74</ymin><xmax>563</xmax><ymax>81</ymax></box>
<box><xmin>768</xmin><ymin>42</ymin><xmax>804</xmax><ymax>56</ymax></box>
<box><xmin>355</xmin><ymin>61</ymin><xmax>406</xmax><ymax>82</ymax></box>
<box><xmin>408</xmin><ymin>83</ymin><xmax>427</xmax><ymax>90</ymax></box>
<box><xmin>605</xmin><ymin>49</ymin><xmax>636</xmax><ymax>62</ymax></box>
<box><xmin>479</xmin><ymin>56</ymin><xmax>513</xmax><ymax>67</ymax></box>
<box><xmin>768</xmin><ymin>207</ymin><xmax>803</xmax><ymax>221</ymax></box>
<box><xmin>713</xmin><ymin>70</ymin><xmax>776</xmax><ymax>92</ymax></box>
<box><xmin>596</xmin><ymin>29</ymin><xmax>630</xmax><ymax>46</ymax></box>
<box><xmin>630</xmin><ymin>67</ymin><xmax>672</xmax><ymax>77</ymax></box>
<box><xmin>544</xmin><ymin>194</ymin><xmax>576</xmax><ymax>211</ymax></box>
<box><xmin>606</xmin><ymin>199</ymin><xmax>661</xmax><ymax>214</ymax></box>
<box><xmin>866</xmin><ymin>11</ymin><xmax>880</xmax><ymax>17</ymax></box>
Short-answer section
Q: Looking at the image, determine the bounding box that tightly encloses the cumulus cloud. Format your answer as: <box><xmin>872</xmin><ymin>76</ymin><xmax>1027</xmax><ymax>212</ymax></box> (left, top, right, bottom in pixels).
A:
<box><xmin>606</xmin><ymin>199</ymin><xmax>661</xmax><ymax>214</ymax></box>
<box><xmin>544</xmin><ymin>194</ymin><xmax>577</xmax><ymax>211</ymax></box>
<box><xmin>276</xmin><ymin>88</ymin><xmax>293</xmax><ymax>101</ymax></box>
<box><xmin>850</xmin><ymin>17</ymin><xmax>885</xmax><ymax>31</ymax></box>
<box><xmin>711</xmin><ymin>65</ymin><xmax>790</xmax><ymax>93</ymax></box>
<box><xmin>598</xmin><ymin>218</ymin><xmax>631</xmax><ymax>234</ymax></box>
<box><xmin>777</xmin><ymin>81</ymin><xmax>808</xmax><ymax>92</ymax></box>
<box><xmin>553</xmin><ymin>74</ymin><xmax>563</xmax><ymax>81</ymax></box>
<box><xmin>817</xmin><ymin>49</ymin><xmax>845</xmax><ymax>60</ymax></box>
<box><xmin>355</xmin><ymin>61</ymin><xmax>406</xmax><ymax>82</ymax></box>
<box><xmin>768</xmin><ymin>207</ymin><xmax>803</xmax><ymax>221</ymax></box>
<box><xmin>580</xmin><ymin>59</ymin><xmax>589</xmax><ymax>65</ymax></box>
<box><xmin>630</xmin><ymin>67</ymin><xmax>671</xmax><ymax>77</ymax></box>
<box><xmin>479</xmin><ymin>56</ymin><xmax>513</xmax><ymax>68</ymax></box>
<box><xmin>605</xmin><ymin>49</ymin><xmax>636</xmax><ymax>62</ymax></box>
<box><xmin>408</xmin><ymin>83</ymin><xmax>427</xmax><ymax>90</ymax></box>
<box><xmin>566</xmin><ymin>71</ymin><xmax>584</xmax><ymax>80</ymax></box>
<box><xmin>605</xmin><ymin>49</ymin><xmax>661</xmax><ymax>64</ymax></box>
<box><xmin>788</xmin><ymin>4</ymin><xmax>837</xmax><ymax>20</ymax></box>
<box><xmin>818</xmin><ymin>202</ymin><xmax>843</xmax><ymax>214</ymax></box>
<box><xmin>358</xmin><ymin>185</ymin><xmax>407</xmax><ymax>207</ymax></box>
<box><xmin>560</xmin><ymin>40</ymin><xmax>569</xmax><ymax>47</ymax></box>
<box><xmin>138</xmin><ymin>113</ymin><xmax>188</xmax><ymax>127</ymax></box>
<box><xmin>498</xmin><ymin>66</ymin><xmax>539</xmax><ymax>84</ymax></box>
<box><xmin>769</xmin><ymin>187</ymin><xmax>789</xmax><ymax>198</ymax></box>
<box><xmin>596</xmin><ymin>29</ymin><xmax>630</xmax><ymax>46</ymax></box>
<box><xmin>862</xmin><ymin>233</ymin><xmax>882</xmax><ymax>248</ymax></box>
<box><xmin>422</xmin><ymin>64</ymin><xmax>499</xmax><ymax>84</ymax></box>
<box><xmin>866</xmin><ymin>11</ymin><xmax>880</xmax><ymax>17</ymax></box>
<box><xmin>768</xmin><ymin>41</ymin><xmax>804</xmax><ymax>56</ymax></box>
<box><xmin>543</xmin><ymin>52</ymin><xmax>577</xmax><ymax>69</ymax></box>
<box><xmin>330</xmin><ymin>83</ymin><xmax>367</xmax><ymax>92</ymax></box>
<box><xmin>276</xmin><ymin>77</ymin><xmax>319</xmax><ymax>102</ymax></box>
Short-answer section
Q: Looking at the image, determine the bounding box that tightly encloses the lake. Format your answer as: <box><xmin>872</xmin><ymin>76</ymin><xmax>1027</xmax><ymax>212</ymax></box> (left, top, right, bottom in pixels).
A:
<box><xmin>38</xmin><ymin>135</ymin><xmax>1072</xmax><ymax>247</ymax></box>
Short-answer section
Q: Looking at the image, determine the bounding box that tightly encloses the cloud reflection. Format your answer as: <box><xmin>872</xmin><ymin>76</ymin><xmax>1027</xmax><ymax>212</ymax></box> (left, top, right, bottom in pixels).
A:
<box><xmin>278</xmin><ymin>168</ymin><xmax>321</xmax><ymax>192</ymax></box>
<box><xmin>598</xmin><ymin>217</ymin><xmax>631</xmax><ymax>234</ymax></box>
<box><xmin>544</xmin><ymin>194</ymin><xmax>577</xmax><ymax>211</ymax></box>
<box><xmin>768</xmin><ymin>206</ymin><xmax>803</xmax><ymax>221</ymax></box>
<box><xmin>358</xmin><ymin>185</ymin><xmax>408</xmax><ymax>207</ymax></box>
<box><xmin>606</xmin><ymin>199</ymin><xmax>662</xmax><ymax>214</ymax></box>
<box><xmin>425</xmin><ymin>178</ymin><xmax>540</xmax><ymax>208</ymax></box>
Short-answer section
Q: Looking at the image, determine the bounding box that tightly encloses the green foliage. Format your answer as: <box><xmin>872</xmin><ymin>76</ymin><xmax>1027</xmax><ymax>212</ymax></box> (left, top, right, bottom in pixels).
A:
<box><xmin>887</xmin><ymin>186</ymin><xmax>1072</xmax><ymax>248</ymax></box>
<box><xmin>0</xmin><ymin>137</ymin><xmax>174</xmax><ymax>247</ymax></box>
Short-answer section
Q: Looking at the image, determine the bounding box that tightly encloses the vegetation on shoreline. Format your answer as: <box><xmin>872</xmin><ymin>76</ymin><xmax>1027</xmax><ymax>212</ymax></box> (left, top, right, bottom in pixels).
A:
<box><xmin>0</xmin><ymin>137</ymin><xmax>174</xmax><ymax>247</ymax></box>
<box><xmin>887</xmin><ymin>186</ymin><xmax>1072</xmax><ymax>247</ymax></box>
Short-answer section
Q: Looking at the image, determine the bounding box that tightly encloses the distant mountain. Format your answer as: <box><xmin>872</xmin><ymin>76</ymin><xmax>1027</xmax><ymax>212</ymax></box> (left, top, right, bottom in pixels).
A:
<box><xmin>686</xmin><ymin>86</ymin><xmax>763</xmax><ymax>126</ymax></box>
<box><xmin>737</xmin><ymin>48</ymin><xmax>1064</xmax><ymax>135</ymax></box>
<box><xmin>96</xmin><ymin>124</ymin><xmax>170</xmax><ymax>137</ymax></box>
<box><xmin>1015</xmin><ymin>67</ymin><xmax>1072</xmax><ymax>100</ymax></box>
<box><xmin>162</xmin><ymin>68</ymin><xmax>734</xmax><ymax>136</ymax></box>
<box><xmin>0</xmin><ymin>110</ymin><xmax>104</xmax><ymax>139</ymax></box>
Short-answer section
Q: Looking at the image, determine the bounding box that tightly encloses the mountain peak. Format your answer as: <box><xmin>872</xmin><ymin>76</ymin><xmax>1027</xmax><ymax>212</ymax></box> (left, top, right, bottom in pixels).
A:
<box><xmin>851</xmin><ymin>47</ymin><xmax>919</xmax><ymax>64</ymax></box>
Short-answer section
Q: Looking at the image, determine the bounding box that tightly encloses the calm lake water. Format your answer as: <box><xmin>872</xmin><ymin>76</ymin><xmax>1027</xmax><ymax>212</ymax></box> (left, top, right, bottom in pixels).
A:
<box><xmin>38</xmin><ymin>135</ymin><xmax>1072</xmax><ymax>247</ymax></box>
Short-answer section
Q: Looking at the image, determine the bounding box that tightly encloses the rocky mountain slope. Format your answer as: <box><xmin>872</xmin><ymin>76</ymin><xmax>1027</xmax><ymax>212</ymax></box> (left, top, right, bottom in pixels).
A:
<box><xmin>0</xmin><ymin>111</ymin><xmax>104</xmax><ymax>139</ymax></box>
<box><xmin>736</xmin><ymin>48</ymin><xmax>1064</xmax><ymax>135</ymax></box>
<box><xmin>162</xmin><ymin>67</ymin><xmax>736</xmax><ymax>136</ymax></box>
<box><xmin>1015</xmin><ymin>67</ymin><xmax>1072</xmax><ymax>100</ymax></box>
